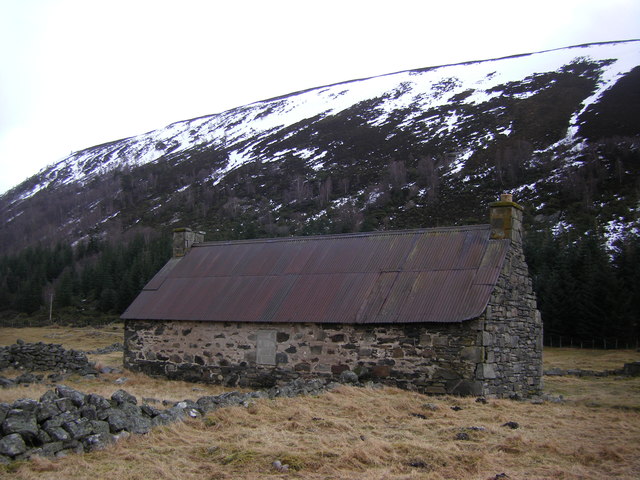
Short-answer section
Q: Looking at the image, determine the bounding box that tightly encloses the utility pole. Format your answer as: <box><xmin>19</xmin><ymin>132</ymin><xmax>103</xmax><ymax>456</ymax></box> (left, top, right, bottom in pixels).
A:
<box><xmin>49</xmin><ymin>293</ymin><xmax>54</xmax><ymax>323</ymax></box>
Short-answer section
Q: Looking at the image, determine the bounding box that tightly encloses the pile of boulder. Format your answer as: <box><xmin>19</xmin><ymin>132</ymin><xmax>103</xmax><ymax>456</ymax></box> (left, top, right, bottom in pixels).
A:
<box><xmin>0</xmin><ymin>378</ymin><xmax>331</xmax><ymax>464</ymax></box>
<box><xmin>0</xmin><ymin>340</ymin><xmax>97</xmax><ymax>377</ymax></box>
<box><xmin>544</xmin><ymin>362</ymin><xmax>640</xmax><ymax>378</ymax></box>
<box><xmin>86</xmin><ymin>343</ymin><xmax>124</xmax><ymax>355</ymax></box>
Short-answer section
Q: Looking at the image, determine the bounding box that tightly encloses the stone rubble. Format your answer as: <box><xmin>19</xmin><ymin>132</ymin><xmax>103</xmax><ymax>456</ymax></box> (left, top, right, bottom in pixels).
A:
<box><xmin>0</xmin><ymin>378</ymin><xmax>337</xmax><ymax>464</ymax></box>
<box><xmin>0</xmin><ymin>340</ymin><xmax>97</xmax><ymax>377</ymax></box>
<box><xmin>86</xmin><ymin>343</ymin><xmax>124</xmax><ymax>355</ymax></box>
<box><xmin>544</xmin><ymin>362</ymin><xmax>640</xmax><ymax>377</ymax></box>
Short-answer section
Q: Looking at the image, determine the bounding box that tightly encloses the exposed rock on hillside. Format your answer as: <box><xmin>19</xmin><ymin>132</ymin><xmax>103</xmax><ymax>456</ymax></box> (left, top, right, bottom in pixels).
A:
<box><xmin>1</xmin><ymin>41</ymin><xmax>639</xmax><ymax>253</ymax></box>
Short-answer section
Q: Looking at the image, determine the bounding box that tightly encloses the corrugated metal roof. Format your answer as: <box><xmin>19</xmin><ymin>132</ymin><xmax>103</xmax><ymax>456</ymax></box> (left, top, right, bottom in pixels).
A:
<box><xmin>122</xmin><ymin>225</ymin><xmax>509</xmax><ymax>324</ymax></box>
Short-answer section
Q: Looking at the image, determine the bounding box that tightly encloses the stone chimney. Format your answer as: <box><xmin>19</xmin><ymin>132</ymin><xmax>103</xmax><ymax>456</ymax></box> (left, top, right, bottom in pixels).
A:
<box><xmin>173</xmin><ymin>228</ymin><xmax>205</xmax><ymax>257</ymax></box>
<box><xmin>489</xmin><ymin>193</ymin><xmax>524</xmax><ymax>244</ymax></box>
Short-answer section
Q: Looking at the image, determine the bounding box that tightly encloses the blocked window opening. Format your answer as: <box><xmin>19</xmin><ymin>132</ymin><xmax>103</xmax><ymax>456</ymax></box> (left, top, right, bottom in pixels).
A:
<box><xmin>256</xmin><ymin>330</ymin><xmax>277</xmax><ymax>365</ymax></box>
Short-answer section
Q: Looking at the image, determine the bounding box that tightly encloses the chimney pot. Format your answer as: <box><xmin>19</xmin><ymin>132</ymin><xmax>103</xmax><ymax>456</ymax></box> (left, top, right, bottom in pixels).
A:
<box><xmin>173</xmin><ymin>228</ymin><xmax>205</xmax><ymax>257</ymax></box>
<box><xmin>489</xmin><ymin>194</ymin><xmax>523</xmax><ymax>244</ymax></box>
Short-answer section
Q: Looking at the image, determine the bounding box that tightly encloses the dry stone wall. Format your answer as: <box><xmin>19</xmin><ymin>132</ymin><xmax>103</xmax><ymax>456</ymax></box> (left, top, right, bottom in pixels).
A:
<box><xmin>0</xmin><ymin>379</ymin><xmax>330</xmax><ymax>464</ymax></box>
<box><xmin>125</xmin><ymin>319</ymin><xmax>488</xmax><ymax>395</ymax></box>
<box><xmin>0</xmin><ymin>340</ymin><xmax>97</xmax><ymax>376</ymax></box>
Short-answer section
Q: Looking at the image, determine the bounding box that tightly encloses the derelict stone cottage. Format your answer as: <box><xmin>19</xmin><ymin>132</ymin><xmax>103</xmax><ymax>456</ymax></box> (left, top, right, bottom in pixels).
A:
<box><xmin>122</xmin><ymin>195</ymin><xmax>543</xmax><ymax>398</ymax></box>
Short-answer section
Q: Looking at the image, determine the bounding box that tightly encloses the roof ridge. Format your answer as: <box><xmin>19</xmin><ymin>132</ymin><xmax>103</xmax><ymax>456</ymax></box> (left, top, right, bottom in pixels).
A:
<box><xmin>195</xmin><ymin>224</ymin><xmax>491</xmax><ymax>247</ymax></box>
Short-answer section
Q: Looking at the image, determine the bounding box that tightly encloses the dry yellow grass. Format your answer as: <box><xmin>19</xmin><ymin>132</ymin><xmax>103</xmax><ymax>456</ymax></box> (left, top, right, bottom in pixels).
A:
<box><xmin>2</xmin><ymin>386</ymin><xmax>639</xmax><ymax>480</ymax></box>
<box><xmin>0</xmin><ymin>324</ymin><xmax>124</xmax><ymax>351</ymax></box>
<box><xmin>0</xmin><ymin>368</ymin><xmax>237</xmax><ymax>405</ymax></box>
<box><xmin>543</xmin><ymin>347</ymin><xmax>640</xmax><ymax>371</ymax></box>
<box><xmin>1</xmin><ymin>329</ymin><xmax>640</xmax><ymax>479</ymax></box>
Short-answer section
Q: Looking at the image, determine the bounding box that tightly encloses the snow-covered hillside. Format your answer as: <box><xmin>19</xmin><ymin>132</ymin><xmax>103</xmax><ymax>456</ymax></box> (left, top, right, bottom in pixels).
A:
<box><xmin>16</xmin><ymin>41</ymin><xmax>639</xmax><ymax>198</ymax></box>
<box><xmin>1</xmin><ymin>40</ymin><xmax>639</xmax><ymax>253</ymax></box>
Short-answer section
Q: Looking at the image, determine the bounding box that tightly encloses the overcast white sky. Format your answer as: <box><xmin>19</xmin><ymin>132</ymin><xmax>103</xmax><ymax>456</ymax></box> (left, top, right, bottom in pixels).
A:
<box><xmin>1</xmin><ymin>0</ymin><xmax>639</xmax><ymax>194</ymax></box>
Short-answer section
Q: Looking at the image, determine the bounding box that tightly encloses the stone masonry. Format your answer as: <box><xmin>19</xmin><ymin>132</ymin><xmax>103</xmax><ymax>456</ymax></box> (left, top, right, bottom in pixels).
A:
<box><xmin>479</xmin><ymin>246</ymin><xmax>543</xmax><ymax>397</ymax></box>
<box><xmin>125</xmin><ymin>319</ymin><xmax>484</xmax><ymax>394</ymax></box>
<box><xmin>0</xmin><ymin>341</ymin><xmax>97</xmax><ymax>376</ymax></box>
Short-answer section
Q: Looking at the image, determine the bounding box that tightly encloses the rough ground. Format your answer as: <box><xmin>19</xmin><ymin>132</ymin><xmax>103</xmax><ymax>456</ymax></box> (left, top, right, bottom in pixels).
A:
<box><xmin>1</xmin><ymin>325</ymin><xmax>639</xmax><ymax>479</ymax></box>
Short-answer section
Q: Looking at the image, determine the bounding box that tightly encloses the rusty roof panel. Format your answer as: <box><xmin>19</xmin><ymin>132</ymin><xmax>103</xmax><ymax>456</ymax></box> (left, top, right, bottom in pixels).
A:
<box><xmin>143</xmin><ymin>258</ymin><xmax>182</xmax><ymax>290</ymax></box>
<box><xmin>121</xmin><ymin>225</ymin><xmax>509</xmax><ymax>324</ymax></box>
<box><xmin>355</xmin><ymin>272</ymin><xmax>399</xmax><ymax>323</ymax></box>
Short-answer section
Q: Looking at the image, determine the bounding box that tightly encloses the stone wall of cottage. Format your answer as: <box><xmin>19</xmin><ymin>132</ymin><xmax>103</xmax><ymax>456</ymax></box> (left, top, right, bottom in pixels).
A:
<box><xmin>478</xmin><ymin>244</ymin><xmax>543</xmax><ymax>397</ymax></box>
<box><xmin>124</xmin><ymin>319</ymin><xmax>488</xmax><ymax>395</ymax></box>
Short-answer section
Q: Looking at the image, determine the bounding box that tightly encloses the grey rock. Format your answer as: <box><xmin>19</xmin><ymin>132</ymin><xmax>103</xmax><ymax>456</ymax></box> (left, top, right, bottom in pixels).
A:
<box><xmin>61</xmin><ymin>439</ymin><xmax>83</xmax><ymax>455</ymax></box>
<box><xmin>39</xmin><ymin>441</ymin><xmax>64</xmax><ymax>457</ymax></box>
<box><xmin>272</xmin><ymin>460</ymin><xmax>289</xmax><ymax>472</ymax></box>
<box><xmin>174</xmin><ymin>399</ymin><xmax>200</xmax><ymax>412</ymax></box>
<box><xmin>43</xmin><ymin>411</ymin><xmax>79</xmax><ymax>430</ymax></box>
<box><xmin>248</xmin><ymin>390</ymin><xmax>270</xmax><ymax>400</ymax></box>
<box><xmin>14</xmin><ymin>373</ymin><xmax>43</xmax><ymax>385</ymax></box>
<box><xmin>39</xmin><ymin>390</ymin><xmax>59</xmax><ymax>403</ymax></box>
<box><xmin>151</xmin><ymin>408</ymin><xmax>184</xmax><ymax>426</ymax></box>
<box><xmin>44</xmin><ymin>426</ymin><xmax>71</xmax><ymax>443</ymax></box>
<box><xmin>0</xmin><ymin>403</ymin><xmax>11</xmax><ymax>423</ymax></box>
<box><xmin>36</xmin><ymin>429</ymin><xmax>51</xmax><ymax>444</ymax></box>
<box><xmin>0</xmin><ymin>433</ymin><xmax>27</xmax><ymax>457</ymax></box>
<box><xmin>339</xmin><ymin>370</ymin><xmax>359</xmax><ymax>384</ymax></box>
<box><xmin>126</xmin><ymin>414</ymin><xmax>152</xmax><ymax>434</ymax></box>
<box><xmin>623</xmin><ymin>362</ymin><xmax>640</xmax><ymax>376</ymax></box>
<box><xmin>111</xmin><ymin>389</ymin><xmax>137</xmax><ymax>406</ymax></box>
<box><xmin>102</xmin><ymin>405</ymin><xmax>150</xmax><ymax>434</ymax></box>
<box><xmin>0</xmin><ymin>377</ymin><xmax>15</xmax><ymax>388</ymax></box>
<box><xmin>80</xmin><ymin>405</ymin><xmax>98</xmax><ymax>420</ymax></box>
<box><xmin>87</xmin><ymin>343</ymin><xmax>123</xmax><ymax>355</ymax></box>
<box><xmin>89</xmin><ymin>420</ymin><xmax>110</xmax><ymax>435</ymax></box>
<box><xmin>196</xmin><ymin>396</ymin><xmax>220</xmax><ymax>413</ymax></box>
<box><xmin>140</xmin><ymin>404</ymin><xmax>161</xmax><ymax>417</ymax></box>
<box><xmin>54</xmin><ymin>397</ymin><xmax>76</xmax><ymax>413</ymax></box>
<box><xmin>12</xmin><ymin>398</ymin><xmax>39</xmax><ymax>411</ymax></box>
<box><xmin>86</xmin><ymin>393</ymin><xmax>111</xmax><ymax>410</ymax></box>
<box><xmin>82</xmin><ymin>432</ymin><xmax>115</xmax><ymax>452</ymax></box>
<box><xmin>56</xmin><ymin>385</ymin><xmax>86</xmax><ymax>407</ymax></box>
<box><xmin>104</xmin><ymin>408</ymin><xmax>130</xmax><ymax>432</ymax></box>
<box><xmin>117</xmin><ymin>402</ymin><xmax>142</xmax><ymax>418</ymax></box>
<box><xmin>62</xmin><ymin>417</ymin><xmax>94</xmax><ymax>439</ymax></box>
<box><xmin>36</xmin><ymin>402</ymin><xmax>60</xmax><ymax>423</ymax></box>
<box><xmin>47</xmin><ymin>373</ymin><xmax>66</xmax><ymax>383</ymax></box>
<box><xmin>113</xmin><ymin>430</ymin><xmax>130</xmax><ymax>442</ymax></box>
<box><xmin>2</xmin><ymin>409</ymin><xmax>39</xmax><ymax>440</ymax></box>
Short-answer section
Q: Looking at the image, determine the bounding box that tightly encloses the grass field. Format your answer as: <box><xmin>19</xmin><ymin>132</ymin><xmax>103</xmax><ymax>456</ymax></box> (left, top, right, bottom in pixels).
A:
<box><xmin>1</xmin><ymin>325</ymin><xmax>639</xmax><ymax>479</ymax></box>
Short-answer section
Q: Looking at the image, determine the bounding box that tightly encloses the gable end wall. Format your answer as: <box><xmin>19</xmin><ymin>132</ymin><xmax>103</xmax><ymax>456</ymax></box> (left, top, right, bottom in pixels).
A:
<box><xmin>478</xmin><ymin>242</ymin><xmax>543</xmax><ymax>397</ymax></box>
